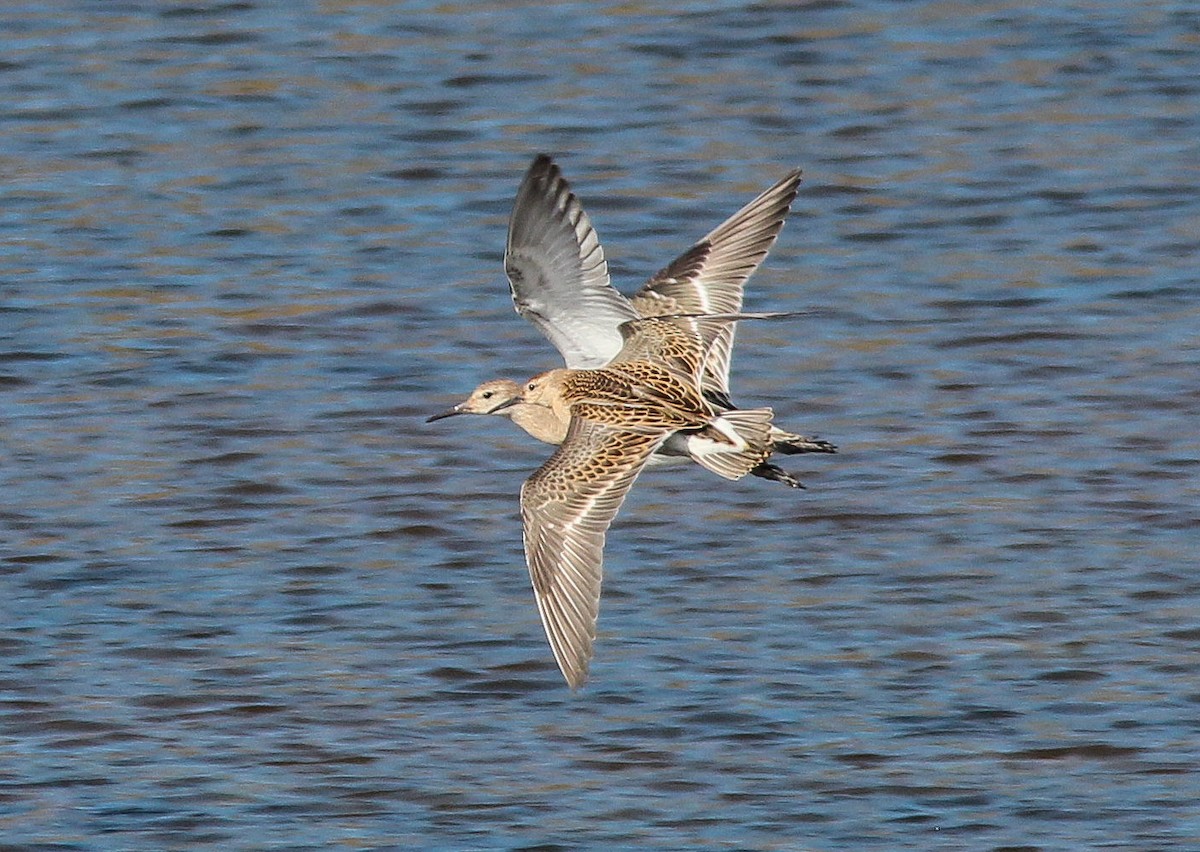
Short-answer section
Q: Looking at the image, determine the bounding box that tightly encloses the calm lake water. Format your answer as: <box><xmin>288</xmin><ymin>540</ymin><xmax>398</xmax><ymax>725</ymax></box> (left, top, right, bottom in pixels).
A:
<box><xmin>3</xmin><ymin>2</ymin><xmax>1198</xmax><ymax>849</ymax></box>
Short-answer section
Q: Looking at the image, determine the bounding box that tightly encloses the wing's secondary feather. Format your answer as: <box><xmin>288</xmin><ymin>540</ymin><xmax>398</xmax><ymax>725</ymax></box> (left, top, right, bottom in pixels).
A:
<box><xmin>520</xmin><ymin>418</ymin><xmax>666</xmax><ymax>688</ymax></box>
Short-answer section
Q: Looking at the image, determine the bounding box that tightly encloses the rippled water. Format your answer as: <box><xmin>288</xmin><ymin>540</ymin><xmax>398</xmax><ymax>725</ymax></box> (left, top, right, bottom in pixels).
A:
<box><xmin>3</xmin><ymin>2</ymin><xmax>1199</xmax><ymax>849</ymax></box>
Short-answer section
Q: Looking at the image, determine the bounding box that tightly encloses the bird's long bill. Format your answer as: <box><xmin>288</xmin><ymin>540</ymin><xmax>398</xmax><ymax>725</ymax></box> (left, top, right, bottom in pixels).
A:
<box><xmin>487</xmin><ymin>397</ymin><xmax>521</xmax><ymax>414</ymax></box>
<box><xmin>425</xmin><ymin>405</ymin><xmax>463</xmax><ymax>423</ymax></box>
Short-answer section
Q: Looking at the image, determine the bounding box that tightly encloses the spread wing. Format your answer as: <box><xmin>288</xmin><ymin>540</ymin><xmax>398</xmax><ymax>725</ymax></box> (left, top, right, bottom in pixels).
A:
<box><xmin>505</xmin><ymin>155</ymin><xmax>638</xmax><ymax>369</ymax></box>
<box><xmin>520</xmin><ymin>418</ymin><xmax>666</xmax><ymax>688</ymax></box>
<box><xmin>629</xmin><ymin>168</ymin><xmax>802</xmax><ymax>393</ymax></box>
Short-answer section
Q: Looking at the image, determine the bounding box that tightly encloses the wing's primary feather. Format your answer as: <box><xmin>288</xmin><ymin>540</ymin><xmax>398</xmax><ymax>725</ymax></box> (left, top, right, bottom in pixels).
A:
<box><xmin>505</xmin><ymin>155</ymin><xmax>638</xmax><ymax>369</ymax></box>
<box><xmin>630</xmin><ymin>168</ymin><xmax>802</xmax><ymax>393</ymax></box>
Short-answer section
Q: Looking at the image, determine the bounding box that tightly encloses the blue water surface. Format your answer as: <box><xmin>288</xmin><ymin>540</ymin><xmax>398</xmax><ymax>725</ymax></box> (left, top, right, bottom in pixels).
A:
<box><xmin>2</xmin><ymin>2</ymin><xmax>1198</xmax><ymax>849</ymax></box>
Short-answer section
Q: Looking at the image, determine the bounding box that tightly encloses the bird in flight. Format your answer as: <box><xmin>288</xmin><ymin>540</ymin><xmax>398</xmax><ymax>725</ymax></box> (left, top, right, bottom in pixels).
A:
<box><xmin>427</xmin><ymin>155</ymin><xmax>835</xmax><ymax>488</ymax></box>
<box><xmin>428</xmin><ymin>156</ymin><xmax>837</xmax><ymax>687</ymax></box>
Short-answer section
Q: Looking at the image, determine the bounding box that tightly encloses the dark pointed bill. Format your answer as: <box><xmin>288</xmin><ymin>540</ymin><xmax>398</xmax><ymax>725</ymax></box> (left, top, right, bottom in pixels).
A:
<box><xmin>426</xmin><ymin>406</ymin><xmax>463</xmax><ymax>423</ymax></box>
<box><xmin>488</xmin><ymin>397</ymin><xmax>521</xmax><ymax>414</ymax></box>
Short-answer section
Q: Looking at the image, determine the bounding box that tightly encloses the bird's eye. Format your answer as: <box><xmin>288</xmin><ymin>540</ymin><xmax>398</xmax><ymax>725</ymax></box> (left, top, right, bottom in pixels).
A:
<box><xmin>481</xmin><ymin>391</ymin><xmax>493</xmax><ymax>399</ymax></box>
<box><xmin>527</xmin><ymin>382</ymin><xmax>537</xmax><ymax>392</ymax></box>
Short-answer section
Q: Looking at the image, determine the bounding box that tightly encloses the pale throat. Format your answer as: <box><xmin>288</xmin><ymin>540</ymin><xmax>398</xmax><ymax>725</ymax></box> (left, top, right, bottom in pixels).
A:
<box><xmin>507</xmin><ymin>401</ymin><xmax>568</xmax><ymax>444</ymax></box>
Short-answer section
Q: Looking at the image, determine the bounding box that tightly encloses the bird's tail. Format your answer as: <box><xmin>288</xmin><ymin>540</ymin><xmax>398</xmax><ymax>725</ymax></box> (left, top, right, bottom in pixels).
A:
<box><xmin>686</xmin><ymin>407</ymin><xmax>774</xmax><ymax>481</ymax></box>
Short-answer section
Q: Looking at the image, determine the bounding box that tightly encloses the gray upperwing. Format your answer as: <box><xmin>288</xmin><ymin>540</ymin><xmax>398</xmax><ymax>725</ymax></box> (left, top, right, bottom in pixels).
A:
<box><xmin>505</xmin><ymin>155</ymin><xmax>638</xmax><ymax>370</ymax></box>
